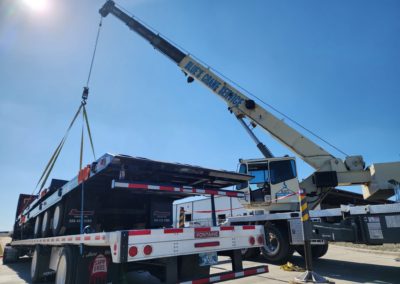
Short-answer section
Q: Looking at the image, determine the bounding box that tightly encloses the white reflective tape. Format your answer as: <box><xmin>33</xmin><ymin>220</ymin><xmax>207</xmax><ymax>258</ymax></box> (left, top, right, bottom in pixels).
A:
<box><xmin>114</xmin><ymin>182</ymin><xmax>128</xmax><ymax>188</ymax></box>
<box><xmin>235</xmin><ymin>271</ymin><xmax>245</xmax><ymax>278</ymax></box>
<box><xmin>209</xmin><ymin>275</ymin><xmax>220</xmax><ymax>282</ymax></box>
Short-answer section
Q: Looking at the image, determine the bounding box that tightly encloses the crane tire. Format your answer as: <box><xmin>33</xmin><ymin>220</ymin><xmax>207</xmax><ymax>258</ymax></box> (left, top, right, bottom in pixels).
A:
<box><xmin>260</xmin><ymin>223</ymin><xmax>294</xmax><ymax>264</ymax></box>
<box><xmin>295</xmin><ymin>243</ymin><xmax>329</xmax><ymax>259</ymax></box>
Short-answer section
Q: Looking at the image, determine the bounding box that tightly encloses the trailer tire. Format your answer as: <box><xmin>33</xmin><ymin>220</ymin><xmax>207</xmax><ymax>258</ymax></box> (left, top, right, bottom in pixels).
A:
<box><xmin>55</xmin><ymin>246</ymin><xmax>78</xmax><ymax>284</ymax></box>
<box><xmin>41</xmin><ymin>211</ymin><xmax>51</xmax><ymax>237</ymax></box>
<box><xmin>34</xmin><ymin>215</ymin><xmax>42</xmax><ymax>238</ymax></box>
<box><xmin>52</xmin><ymin>203</ymin><xmax>64</xmax><ymax>236</ymax></box>
<box><xmin>296</xmin><ymin>243</ymin><xmax>329</xmax><ymax>259</ymax></box>
<box><xmin>31</xmin><ymin>245</ymin><xmax>49</xmax><ymax>283</ymax></box>
<box><xmin>260</xmin><ymin>223</ymin><xmax>294</xmax><ymax>264</ymax></box>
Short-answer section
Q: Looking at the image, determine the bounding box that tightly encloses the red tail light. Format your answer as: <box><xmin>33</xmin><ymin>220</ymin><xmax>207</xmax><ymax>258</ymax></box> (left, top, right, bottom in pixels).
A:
<box><xmin>143</xmin><ymin>245</ymin><xmax>153</xmax><ymax>255</ymax></box>
<box><xmin>249</xmin><ymin>236</ymin><xmax>255</xmax><ymax>246</ymax></box>
<box><xmin>257</xmin><ymin>235</ymin><xmax>264</xmax><ymax>245</ymax></box>
<box><xmin>129</xmin><ymin>246</ymin><xmax>138</xmax><ymax>257</ymax></box>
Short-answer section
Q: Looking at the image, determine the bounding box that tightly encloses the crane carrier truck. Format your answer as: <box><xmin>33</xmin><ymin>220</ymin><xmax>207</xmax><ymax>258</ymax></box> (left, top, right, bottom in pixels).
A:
<box><xmin>98</xmin><ymin>0</ymin><xmax>400</xmax><ymax>264</ymax></box>
<box><xmin>3</xmin><ymin>154</ymin><xmax>267</xmax><ymax>283</ymax></box>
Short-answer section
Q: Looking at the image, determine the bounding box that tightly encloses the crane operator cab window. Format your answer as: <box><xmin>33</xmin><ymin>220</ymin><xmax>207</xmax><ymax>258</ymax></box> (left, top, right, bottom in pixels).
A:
<box><xmin>236</xmin><ymin>159</ymin><xmax>298</xmax><ymax>204</ymax></box>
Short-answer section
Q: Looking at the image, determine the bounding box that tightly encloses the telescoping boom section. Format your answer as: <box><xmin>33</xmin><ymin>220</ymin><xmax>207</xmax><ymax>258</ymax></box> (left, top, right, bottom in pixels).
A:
<box><xmin>99</xmin><ymin>1</ymin><xmax>400</xmax><ymax>208</ymax></box>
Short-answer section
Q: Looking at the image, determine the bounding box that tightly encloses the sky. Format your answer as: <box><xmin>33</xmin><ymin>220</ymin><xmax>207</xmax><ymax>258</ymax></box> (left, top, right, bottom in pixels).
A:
<box><xmin>0</xmin><ymin>0</ymin><xmax>399</xmax><ymax>230</ymax></box>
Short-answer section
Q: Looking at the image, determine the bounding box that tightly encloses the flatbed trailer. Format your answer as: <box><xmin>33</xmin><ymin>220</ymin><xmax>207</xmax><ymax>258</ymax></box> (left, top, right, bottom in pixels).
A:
<box><xmin>3</xmin><ymin>153</ymin><xmax>268</xmax><ymax>283</ymax></box>
<box><xmin>5</xmin><ymin>225</ymin><xmax>267</xmax><ymax>283</ymax></box>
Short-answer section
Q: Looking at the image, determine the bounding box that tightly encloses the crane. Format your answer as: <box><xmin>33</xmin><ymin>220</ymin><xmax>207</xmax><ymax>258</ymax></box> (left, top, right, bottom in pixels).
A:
<box><xmin>99</xmin><ymin>1</ymin><xmax>400</xmax><ymax>212</ymax></box>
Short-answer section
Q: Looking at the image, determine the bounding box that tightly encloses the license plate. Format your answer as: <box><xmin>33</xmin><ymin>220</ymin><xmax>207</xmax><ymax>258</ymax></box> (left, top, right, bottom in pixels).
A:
<box><xmin>198</xmin><ymin>252</ymin><xmax>218</xmax><ymax>266</ymax></box>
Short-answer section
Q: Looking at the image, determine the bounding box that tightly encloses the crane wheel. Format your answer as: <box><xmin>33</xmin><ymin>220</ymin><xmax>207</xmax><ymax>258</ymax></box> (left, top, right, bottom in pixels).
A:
<box><xmin>259</xmin><ymin>223</ymin><xmax>294</xmax><ymax>264</ymax></box>
<box><xmin>295</xmin><ymin>243</ymin><xmax>329</xmax><ymax>259</ymax></box>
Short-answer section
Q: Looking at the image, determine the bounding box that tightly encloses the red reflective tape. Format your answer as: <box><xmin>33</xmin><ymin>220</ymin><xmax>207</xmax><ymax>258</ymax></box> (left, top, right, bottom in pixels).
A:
<box><xmin>194</xmin><ymin>241</ymin><xmax>220</xmax><ymax>248</ymax></box>
<box><xmin>75</xmin><ymin>236</ymin><xmax>81</xmax><ymax>241</ymax></box>
<box><xmin>95</xmin><ymin>235</ymin><xmax>101</xmax><ymax>240</ymax></box>
<box><xmin>159</xmin><ymin>186</ymin><xmax>174</xmax><ymax>191</ymax></box>
<box><xmin>61</xmin><ymin>238</ymin><xmax>66</xmax><ymax>242</ymax></box>
<box><xmin>220</xmin><ymin>226</ymin><xmax>234</xmax><ymax>231</ymax></box>
<box><xmin>205</xmin><ymin>189</ymin><xmax>215</xmax><ymax>195</ymax></box>
<box><xmin>164</xmin><ymin>228</ymin><xmax>183</xmax><ymax>234</ymax></box>
<box><xmin>84</xmin><ymin>236</ymin><xmax>91</xmax><ymax>241</ymax></box>
<box><xmin>67</xmin><ymin>237</ymin><xmax>73</xmax><ymax>241</ymax></box>
<box><xmin>192</xmin><ymin>279</ymin><xmax>209</xmax><ymax>284</ymax></box>
<box><xmin>194</xmin><ymin>227</ymin><xmax>211</xmax><ymax>233</ymax></box>
<box><xmin>128</xmin><ymin>184</ymin><xmax>146</xmax><ymax>189</ymax></box>
<box><xmin>244</xmin><ymin>268</ymin><xmax>257</xmax><ymax>276</ymax></box>
<box><xmin>220</xmin><ymin>272</ymin><xmax>235</xmax><ymax>281</ymax></box>
<box><xmin>129</xmin><ymin>229</ymin><xmax>151</xmax><ymax>236</ymax></box>
<box><xmin>226</xmin><ymin>191</ymin><xmax>238</xmax><ymax>197</ymax></box>
<box><xmin>243</xmin><ymin>225</ymin><xmax>255</xmax><ymax>230</ymax></box>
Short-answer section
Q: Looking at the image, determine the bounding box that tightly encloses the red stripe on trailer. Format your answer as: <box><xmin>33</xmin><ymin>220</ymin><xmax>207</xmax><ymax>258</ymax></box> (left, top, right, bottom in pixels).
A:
<box><xmin>84</xmin><ymin>236</ymin><xmax>91</xmax><ymax>241</ymax></box>
<box><xmin>128</xmin><ymin>183</ymin><xmax>146</xmax><ymax>189</ymax></box>
<box><xmin>242</xmin><ymin>225</ymin><xmax>255</xmax><ymax>230</ymax></box>
<box><xmin>194</xmin><ymin>227</ymin><xmax>211</xmax><ymax>233</ymax></box>
<box><xmin>114</xmin><ymin>181</ymin><xmax>245</xmax><ymax>198</ymax></box>
<box><xmin>95</xmin><ymin>235</ymin><xmax>101</xmax><ymax>240</ymax></box>
<box><xmin>67</xmin><ymin>237</ymin><xmax>73</xmax><ymax>241</ymax></box>
<box><xmin>164</xmin><ymin>228</ymin><xmax>183</xmax><ymax>234</ymax></box>
<box><xmin>194</xmin><ymin>241</ymin><xmax>220</xmax><ymax>248</ymax></box>
<box><xmin>220</xmin><ymin>226</ymin><xmax>234</xmax><ymax>231</ymax></box>
<box><xmin>220</xmin><ymin>272</ymin><xmax>235</xmax><ymax>281</ymax></box>
<box><xmin>75</xmin><ymin>236</ymin><xmax>81</xmax><ymax>241</ymax></box>
<box><xmin>129</xmin><ymin>229</ymin><xmax>151</xmax><ymax>236</ymax></box>
<box><xmin>159</xmin><ymin>185</ymin><xmax>174</xmax><ymax>191</ymax></box>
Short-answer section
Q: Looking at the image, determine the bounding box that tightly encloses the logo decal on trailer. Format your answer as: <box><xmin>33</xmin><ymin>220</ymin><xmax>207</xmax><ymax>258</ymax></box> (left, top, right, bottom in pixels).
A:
<box><xmin>89</xmin><ymin>254</ymin><xmax>109</xmax><ymax>284</ymax></box>
<box><xmin>195</xmin><ymin>231</ymin><xmax>220</xmax><ymax>239</ymax></box>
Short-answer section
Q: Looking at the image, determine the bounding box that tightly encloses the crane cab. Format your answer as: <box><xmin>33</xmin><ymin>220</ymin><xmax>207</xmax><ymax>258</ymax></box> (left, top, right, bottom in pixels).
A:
<box><xmin>236</xmin><ymin>157</ymin><xmax>301</xmax><ymax>212</ymax></box>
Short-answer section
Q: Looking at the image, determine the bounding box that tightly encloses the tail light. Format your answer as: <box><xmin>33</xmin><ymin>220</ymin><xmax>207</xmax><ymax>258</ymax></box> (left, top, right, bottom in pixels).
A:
<box><xmin>129</xmin><ymin>246</ymin><xmax>138</xmax><ymax>257</ymax></box>
<box><xmin>257</xmin><ymin>235</ymin><xmax>264</xmax><ymax>245</ymax></box>
<box><xmin>143</xmin><ymin>245</ymin><xmax>153</xmax><ymax>255</ymax></box>
<box><xmin>249</xmin><ymin>236</ymin><xmax>255</xmax><ymax>246</ymax></box>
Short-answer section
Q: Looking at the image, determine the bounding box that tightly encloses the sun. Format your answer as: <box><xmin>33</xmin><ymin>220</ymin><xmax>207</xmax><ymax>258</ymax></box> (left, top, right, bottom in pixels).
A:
<box><xmin>23</xmin><ymin>0</ymin><xmax>49</xmax><ymax>12</ymax></box>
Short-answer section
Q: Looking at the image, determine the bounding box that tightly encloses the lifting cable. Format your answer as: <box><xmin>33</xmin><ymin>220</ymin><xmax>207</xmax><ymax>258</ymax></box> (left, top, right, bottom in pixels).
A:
<box><xmin>34</xmin><ymin>17</ymin><xmax>103</xmax><ymax>196</ymax></box>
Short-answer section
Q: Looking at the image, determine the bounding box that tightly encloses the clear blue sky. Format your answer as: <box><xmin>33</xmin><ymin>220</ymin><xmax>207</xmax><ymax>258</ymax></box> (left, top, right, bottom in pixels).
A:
<box><xmin>0</xmin><ymin>0</ymin><xmax>399</xmax><ymax>230</ymax></box>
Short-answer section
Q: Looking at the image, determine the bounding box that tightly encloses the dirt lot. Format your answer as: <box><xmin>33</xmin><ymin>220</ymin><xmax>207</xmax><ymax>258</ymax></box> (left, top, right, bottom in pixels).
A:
<box><xmin>1</xmin><ymin>243</ymin><xmax>399</xmax><ymax>284</ymax></box>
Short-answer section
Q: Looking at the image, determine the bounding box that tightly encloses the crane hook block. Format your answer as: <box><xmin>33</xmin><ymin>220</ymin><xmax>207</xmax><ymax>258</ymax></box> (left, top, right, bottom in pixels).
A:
<box><xmin>82</xmin><ymin>87</ymin><xmax>89</xmax><ymax>101</ymax></box>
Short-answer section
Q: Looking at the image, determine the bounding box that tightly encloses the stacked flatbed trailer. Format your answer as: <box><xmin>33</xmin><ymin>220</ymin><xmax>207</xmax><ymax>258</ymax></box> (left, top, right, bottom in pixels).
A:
<box><xmin>3</xmin><ymin>154</ymin><xmax>267</xmax><ymax>283</ymax></box>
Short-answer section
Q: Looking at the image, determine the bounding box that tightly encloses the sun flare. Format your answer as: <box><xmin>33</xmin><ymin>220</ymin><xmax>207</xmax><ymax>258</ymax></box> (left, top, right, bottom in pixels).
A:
<box><xmin>23</xmin><ymin>0</ymin><xmax>49</xmax><ymax>12</ymax></box>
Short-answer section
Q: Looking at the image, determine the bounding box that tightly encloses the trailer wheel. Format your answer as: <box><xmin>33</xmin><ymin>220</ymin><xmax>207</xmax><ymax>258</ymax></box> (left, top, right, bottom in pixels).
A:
<box><xmin>55</xmin><ymin>246</ymin><xmax>78</xmax><ymax>284</ymax></box>
<box><xmin>31</xmin><ymin>245</ymin><xmax>49</xmax><ymax>283</ymax></box>
<box><xmin>33</xmin><ymin>215</ymin><xmax>42</xmax><ymax>238</ymax></box>
<box><xmin>41</xmin><ymin>211</ymin><xmax>51</xmax><ymax>237</ymax></box>
<box><xmin>52</xmin><ymin>203</ymin><xmax>64</xmax><ymax>236</ymax></box>
<box><xmin>295</xmin><ymin>243</ymin><xmax>329</xmax><ymax>259</ymax></box>
<box><xmin>260</xmin><ymin>223</ymin><xmax>294</xmax><ymax>264</ymax></box>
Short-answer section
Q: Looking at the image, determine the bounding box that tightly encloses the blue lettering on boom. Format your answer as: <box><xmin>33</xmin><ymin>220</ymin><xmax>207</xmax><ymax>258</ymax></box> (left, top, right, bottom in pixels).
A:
<box><xmin>184</xmin><ymin>60</ymin><xmax>244</xmax><ymax>107</ymax></box>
